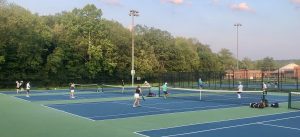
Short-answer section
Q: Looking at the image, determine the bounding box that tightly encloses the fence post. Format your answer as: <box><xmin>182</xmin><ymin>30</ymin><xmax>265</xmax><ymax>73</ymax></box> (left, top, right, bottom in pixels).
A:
<box><xmin>288</xmin><ymin>92</ymin><xmax>291</xmax><ymax>109</ymax></box>
<box><xmin>233</xmin><ymin>69</ymin><xmax>235</xmax><ymax>89</ymax></box>
<box><xmin>297</xmin><ymin>69</ymin><xmax>299</xmax><ymax>91</ymax></box>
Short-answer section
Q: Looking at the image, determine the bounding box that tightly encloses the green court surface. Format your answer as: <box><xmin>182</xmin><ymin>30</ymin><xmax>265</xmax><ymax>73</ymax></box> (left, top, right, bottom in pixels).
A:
<box><xmin>0</xmin><ymin>91</ymin><xmax>295</xmax><ymax>137</ymax></box>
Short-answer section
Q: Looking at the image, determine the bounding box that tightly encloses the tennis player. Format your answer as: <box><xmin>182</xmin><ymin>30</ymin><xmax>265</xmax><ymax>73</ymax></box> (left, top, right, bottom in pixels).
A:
<box><xmin>20</xmin><ymin>81</ymin><xmax>24</xmax><ymax>92</ymax></box>
<box><xmin>262</xmin><ymin>82</ymin><xmax>267</xmax><ymax>95</ymax></box>
<box><xmin>144</xmin><ymin>81</ymin><xmax>150</xmax><ymax>87</ymax></box>
<box><xmin>162</xmin><ymin>82</ymin><xmax>168</xmax><ymax>99</ymax></box>
<box><xmin>274</xmin><ymin>81</ymin><xmax>278</xmax><ymax>88</ymax></box>
<box><xmin>26</xmin><ymin>81</ymin><xmax>30</xmax><ymax>97</ymax></box>
<box><xmin>237</xmin><ymin>82</ymin><xmax>243</xmax><ymax>99</ymax></box>
<box><xmin>144</xmin><ymin>81</ymin><xmax>152</xmax><ymax>95</ymax></box>
<box><xmin>70</xmin><ymin>83</ymin><xmax>75</xmax><ymax>99</ymax></box>
<box><xmin>121</xmin><ymin>80</ymin><xmax>125</xmax><ymax>93</ymax></box>
<box><xmin>133</xmin><ymin>85</ymin><xmax>142</xmax><ymax>107</ymax></box>
<box><xmin>198</xmin><ymin>78</ymin><xmax>203</xmax><ymax>89</ymax></box>
<box><xmin>16</xmin><ymin>81</ymin><xmax>20</xmax><ymax>94</ymax></box>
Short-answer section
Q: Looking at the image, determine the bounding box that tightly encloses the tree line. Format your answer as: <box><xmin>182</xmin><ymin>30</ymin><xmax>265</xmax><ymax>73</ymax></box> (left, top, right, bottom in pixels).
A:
<box><xmin>0</xmin><ymin>1</ymin><xmax>281</xmax><ymax>87</ymax></box>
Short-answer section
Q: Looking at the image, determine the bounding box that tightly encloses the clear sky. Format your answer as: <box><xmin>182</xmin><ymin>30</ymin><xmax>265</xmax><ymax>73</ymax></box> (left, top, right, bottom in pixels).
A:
<box><xmin>7</xmin><ymin>0</ymin><xmax>300</xmax><ymax>60</ymax></box>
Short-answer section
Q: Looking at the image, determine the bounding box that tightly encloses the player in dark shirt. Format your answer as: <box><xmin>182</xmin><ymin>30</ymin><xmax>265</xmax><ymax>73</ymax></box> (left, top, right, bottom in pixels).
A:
<box><xmin>133</xmin><ymin>85</ymin><xmax>142</xmax><ymax>107</ymax></box>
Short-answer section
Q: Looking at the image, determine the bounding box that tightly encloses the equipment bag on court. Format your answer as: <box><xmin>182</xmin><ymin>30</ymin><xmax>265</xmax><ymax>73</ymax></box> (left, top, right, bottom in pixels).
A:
<box><xmin>147</xmin><ymin>92</ymin><xmax>156</xmax><ymax>97</ymax></box>
<box><xmin>271</xmin><ymin>102</ymin><xmax>279</xmax><ymax>108</ymax></box>
<box><xmin>256</xmin><ymin>103</ymin><xmax>265</xmax><ymax>108</ymax></box>
<box><xmin>250</xmin><ymin>103</ymin><xmax>257</xmax><ymax>108</ymax></box>
<box><xmin>261</xmin><ymin>99</ymin><xmax>269</xmax><ymax>107</ymax></box>
<box><xmin>250</xmin><ymin>102</ymin><xmax>264</xmax><ymax>108</ymax></box>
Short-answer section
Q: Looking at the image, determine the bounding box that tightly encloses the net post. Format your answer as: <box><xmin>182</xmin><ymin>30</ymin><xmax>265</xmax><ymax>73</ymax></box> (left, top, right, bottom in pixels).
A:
<box><xmin>158</xmin><ymin>84</ymin><xmax>161</xmax><ymax>97</ymax></box>
<box><xmin>199</xmin><ymin>89</ymin><xmax>202</xmax><ymax>100</ymax></box>
<box><xmin>101</xmin><ymin>83</ymin><xmax>104</xmax><ymax>92</ymax></box>
<box><xmin>262</xmin><ymin>91</ymin><xmax>266</xmax><ymax>101</ymax></box>
<box><xmin>97</xmin><ymin>84</ymin><xmax>100</xmax><ymax>92</ymax></box>
<box><xmin>288</xmin><ymin>92</ymin><xmax>291</xmax><ymax>109</ymax></box>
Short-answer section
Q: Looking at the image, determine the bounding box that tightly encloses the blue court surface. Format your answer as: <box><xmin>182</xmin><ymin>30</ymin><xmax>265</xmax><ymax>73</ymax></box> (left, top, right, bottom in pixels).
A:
<box><xmin>135</xmin><ymin>111</ymin><xmax>300</xmax><ymax>137</ymax></box>
<box><xmin>0</xmin><ymin>89</ymin><xmax>69</xmax><ymax>94</ymax></box>
<box><xmin>16</xmin><ymin>92</ymin><xmax>132</xmax><ymax>101</ymax></box>
<box><xmin>47</xmin><ymin>99</ymin><xmax>241</xmax><ymax>121</ymax></box>
<box><xmin>47</xmin><ymin>94</ymin><xmax>287</xmax><ymax>121</ymax></box>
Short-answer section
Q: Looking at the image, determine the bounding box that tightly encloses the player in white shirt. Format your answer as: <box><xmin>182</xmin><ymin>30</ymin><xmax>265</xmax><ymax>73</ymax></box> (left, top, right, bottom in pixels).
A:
<box><xmin>262</xmin><ymin>82</ymin><xmax>268</xmax><ymax>95</ymax></box>
<box><xmin>237</xmin><ymin>82</ymin><xmax>243</xmax><ymax>99</ymax></box>
<box><xmin>26</xmin><ymin>81</ymin><xmax>30</xmax><ymax>97</ymax></box>
<box><xmin>16</xmin><ymin>81</ymin><xmax>20</xmax><ymax>94</ymax></box>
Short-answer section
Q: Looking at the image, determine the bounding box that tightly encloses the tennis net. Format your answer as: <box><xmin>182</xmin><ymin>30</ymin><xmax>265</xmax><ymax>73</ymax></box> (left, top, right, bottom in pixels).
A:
<box><xmin>160</xmin><ymin>88</ymin><xmax>265</xmax><ymax>105</ymax></box>
<box><xmin>76</xmin><ymin>84</ymin><xmax>100</xmax><ymax>92</ymax></box>
<box><xmin>101</xmin><ymin>84</ymin><xmax>158</xmax><ymax>96</ymax></box>
<box><xmin>288</xmin><ymin>92</ymin><xmax>300</xmax><ymax>109</ymax></box>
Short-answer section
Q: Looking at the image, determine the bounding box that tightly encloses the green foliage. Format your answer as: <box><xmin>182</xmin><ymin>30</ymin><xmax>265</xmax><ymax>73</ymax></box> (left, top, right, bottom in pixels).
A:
<box><xmin>218</xmin><ymin>48</ymin><xmax>236</xmax><ymax>70</ymax></box>
<box><xmin>2</xmin><ymin>2</ymin><xmax>285</xmax><ymax>87</ymax></box>
<box><xmin>240</xmin><ymin>57</ymin><xmax>255</xmax><ymax>69</ymax></box>
<box><xmin>0</xmin><ymin>56</ymin><xmax>4</xmax><ymax>64</ymax></box>
<box><xmin>256</xmin><ymin>57</ymin><xmax>277</xmax><ymax>71</ymax></box>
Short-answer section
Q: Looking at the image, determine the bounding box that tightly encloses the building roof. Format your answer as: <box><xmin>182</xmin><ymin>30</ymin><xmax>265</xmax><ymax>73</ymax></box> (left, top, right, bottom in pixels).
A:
<box><xmin>279</xmin><ymin>63</ymin><xmax>299</xmax><ymax>71</ymax></box>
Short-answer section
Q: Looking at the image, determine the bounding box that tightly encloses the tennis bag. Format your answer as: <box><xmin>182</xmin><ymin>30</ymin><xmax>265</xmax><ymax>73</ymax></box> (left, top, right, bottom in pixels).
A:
<box><xmin>250</xmin><ymin>102</ymin><xmax>264</xmax><ymax>108</ymax></box>
<box><xmin>256</xmin><ymin>103</ymin><xmax>265</xmax><ymax>108</ymax></box>
<box><xmin>271</xmin><ymin>102</ymin><xmax>279</xmax><ymax>108</ymax></box>
<box><xmin>261</xmin><ymin>99</ymin><xmax>269</xmax><ymax>107</ymax></box>
<box><xmin>250</xmin><ymin>103</ymin><xmax>257</xmax><ymax>108</ymax></box>
<box><xmin>147</xmin><ymin>92</ymin><xmax>156</xmax><ymax>97</ymax></box>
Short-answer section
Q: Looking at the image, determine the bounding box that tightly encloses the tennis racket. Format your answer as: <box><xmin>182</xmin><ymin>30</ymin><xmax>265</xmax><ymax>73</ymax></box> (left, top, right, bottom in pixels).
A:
<box><xmin>142</xmin><ymin>94</ymin><xmax>145</xmax><ymax>101</ymax></box>
<box><xmin>140</xmin><ymin>93</ymin><xmax>145</xmax><ymax>101</ymax></box>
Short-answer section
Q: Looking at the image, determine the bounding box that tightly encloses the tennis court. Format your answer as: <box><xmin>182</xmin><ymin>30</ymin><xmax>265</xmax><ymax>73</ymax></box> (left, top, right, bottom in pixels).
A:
<box><xmin>16</xmin><ymin>92</ymin><xmax>132</xmax><ymax>101</ymax></box>
<box><xmin>13</xmin><ymin>85</ymin><xmax>153</xmax><ymax>101</ymax></box>
<box><xmin>31</xmin><ymin>88</ymin><xmax>286</xmax><ymax>121</ymax></box>
<box><xmin>0</xmin><ymin>87</ymin><xmax>298</xmax><ymax>137</ymax></box>
<box><xmin>0</xmin><ymin>89</ymin><xmax>69</xmax><ymax>94</ymax></box>
<box><xmin>47</xmin><ymin>99</ymin><xmax>241</xmax><ymax>121</ymax></box>
<box><xmin>136</xmin><ymin>111</ymin><xmax>300</xmax><ymax>137</ymax></box>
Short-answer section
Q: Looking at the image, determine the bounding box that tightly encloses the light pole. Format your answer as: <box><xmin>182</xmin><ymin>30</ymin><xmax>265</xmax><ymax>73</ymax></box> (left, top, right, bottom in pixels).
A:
<box><xmin>129</xmin><ymin>10</ymin><xmax>139</xmax><ymax>87</ymax></box>
<box><xmin>234</xmin><ymin>23</ymin><xmax>242</xmax><ymax>70</ymax></box>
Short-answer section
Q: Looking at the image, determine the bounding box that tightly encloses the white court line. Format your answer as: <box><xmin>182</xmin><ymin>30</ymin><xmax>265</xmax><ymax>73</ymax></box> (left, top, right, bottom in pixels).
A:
<box><xmin>47</xmin><ymin>98</ymin><xmax>138</xmax><ymax>106</ymax></box>
<box><xmin>109</xmin><ymin>99</ymin><xmax>212</xmax><ymax>110</ymax></box>
<box><xmin>109</xmin><ymin>101</ymin><xmax>169</xmax><ymax>111</ymax></box>
<box><xmin>41</xmin><ymin>104</ymin><xmax>95</xmax><ymax>122</ymax></box>
<box><xmin>259</xmin><ymin>115</ymin><xmax>300</xmax><ymax>123</ymax></box>
<box><xmin>134</xmin><ymin>110</ymin><xmax>300</xmax><ymax>135</ymax></box>
<box><xmin>1</xmin><ymin>92</ymin><xmax>94</xmax><ymax>121</ymax></box>
<box><xmin>89</xmin><ymin>104</ymin><xmax>237</xmax><ymax>120</ymax></box>
<box><xmin>259</xmin><ymin>123</ymin><xmax>300</xmax><ymax>131</ymax></box>
<box><xmin>162</xmin><ymin>123</ymin><xmax>257</xmax><ymax>137</ymax></box>
<box><xmin>144</xmin><ymin>100</ymin><xmax>201</xmax><ymax>106</ymax></box>
<box><xmin>155</xmin><ymin>115</ymin><xmax>300</xmax><ymax>137</ymax></box>
<box><xmin>133</xmin><ymin>131</ymin><xmax>150</xmax><ymax>137</ymax></box>
<box><xmin>12</xmin><ymin>95</ymin><xmax>32</xmax><ymax>103</ymax></box>
<box><xmin>48</xmin><ymin>102</ymin><xmax>97</xmax><ymax>106</ymax></box>
<box><xmin>48</xmin><ymin>99</ymin><xmax>237</xmax><ymax>120</ymax></box>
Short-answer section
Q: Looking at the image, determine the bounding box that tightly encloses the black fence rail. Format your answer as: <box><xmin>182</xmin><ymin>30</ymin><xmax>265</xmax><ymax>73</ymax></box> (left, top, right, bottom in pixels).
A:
<box><xmin>156</xmin><ymin>70</ymin><xmax>299</xmax><ymax>92</ymax></box>
<box><xmin>1</xmin><ymin>69</ymin><xmax>299</xmax><ymax>92</ymax></box>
